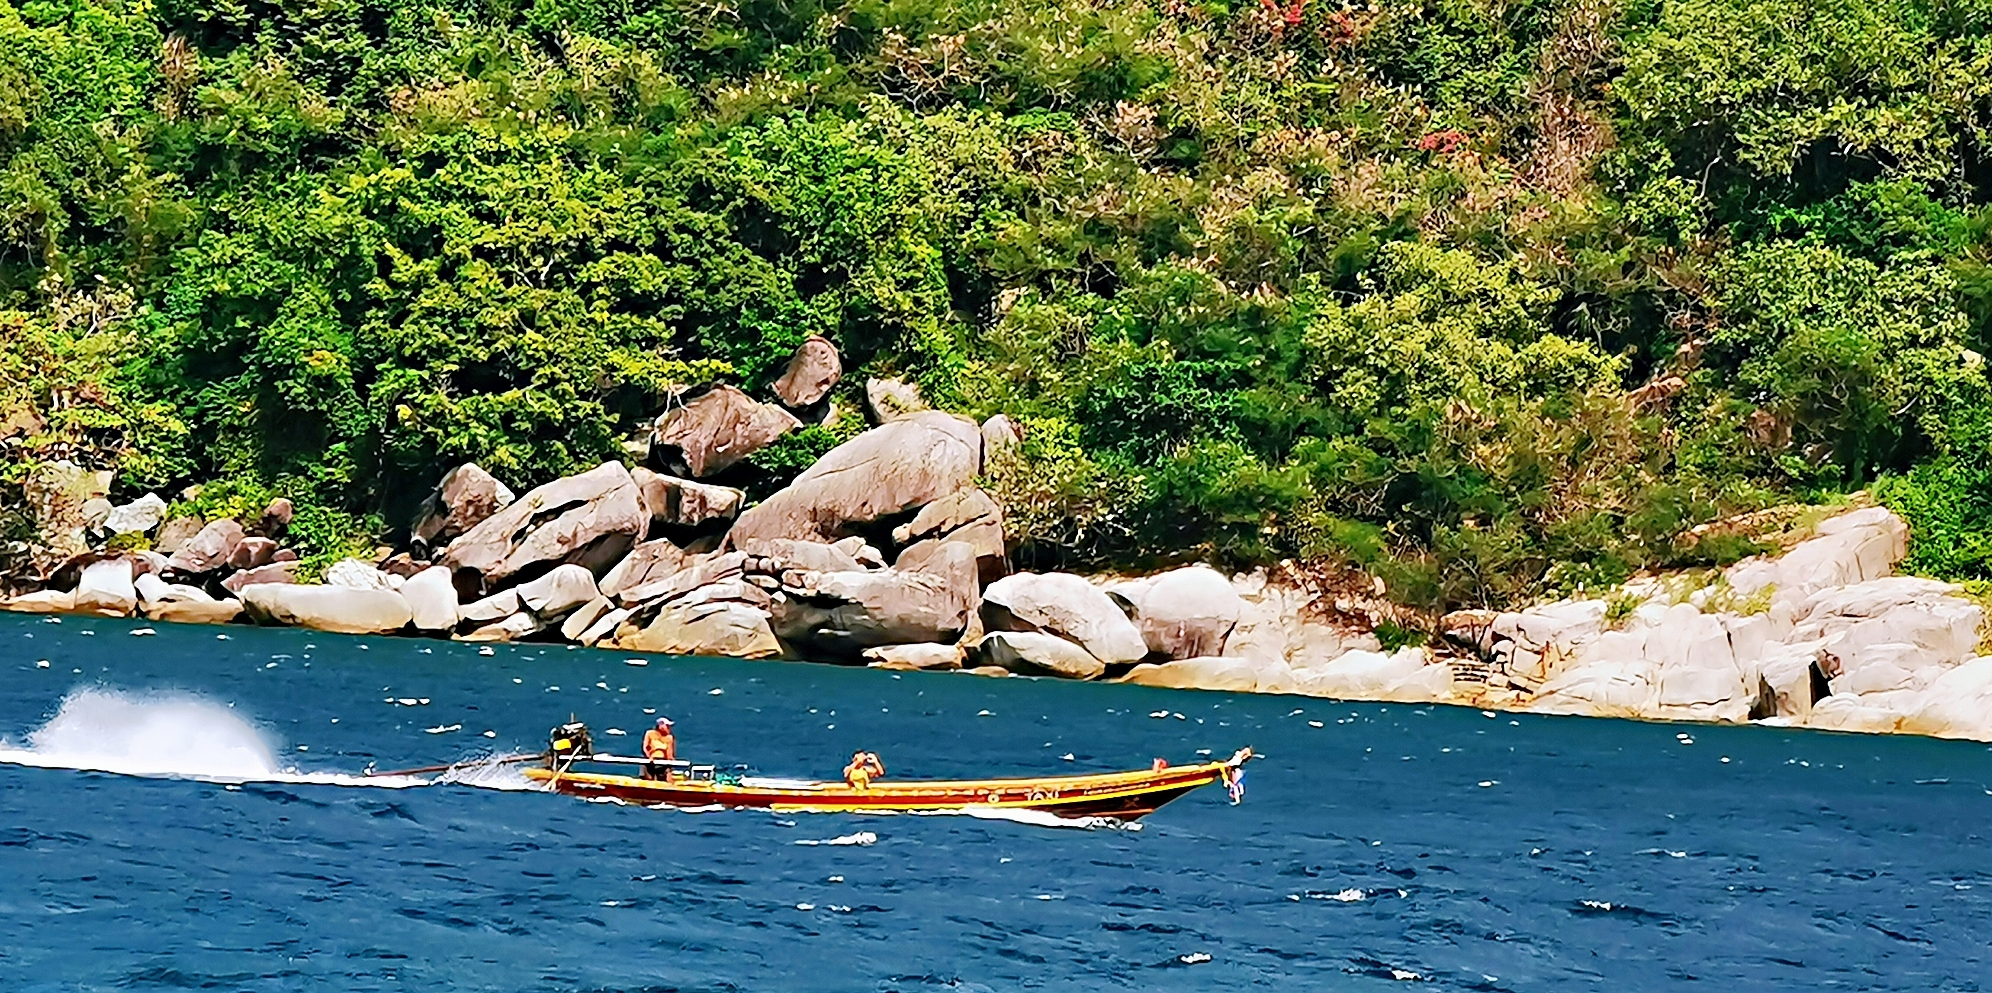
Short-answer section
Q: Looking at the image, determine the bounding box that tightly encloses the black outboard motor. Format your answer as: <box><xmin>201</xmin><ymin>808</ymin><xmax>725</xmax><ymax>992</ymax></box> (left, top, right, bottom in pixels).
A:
<box><xmin>548</xmin><ymin>721</ymin><xmax>593</xmax><ymax>767</ymax></box>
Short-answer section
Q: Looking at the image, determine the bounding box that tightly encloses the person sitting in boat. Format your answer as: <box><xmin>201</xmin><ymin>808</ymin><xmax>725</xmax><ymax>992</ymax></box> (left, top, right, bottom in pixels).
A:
<box><xmin>641</xmin><ymin>717</ymin><xmax>676</xmax><ymax>780</ymax></box>
<box><xmin>843</xmin><ymin>750</ymin><xmax>885</xmax><ymax>790</ymax></box>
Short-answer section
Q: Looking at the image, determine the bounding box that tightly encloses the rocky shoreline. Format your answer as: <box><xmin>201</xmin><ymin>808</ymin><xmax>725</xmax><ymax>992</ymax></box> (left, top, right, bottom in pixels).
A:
<box><xmin>8</xmin><ymin>337</ymin><xmax>1992</xmax><ymax>744</ymax></box>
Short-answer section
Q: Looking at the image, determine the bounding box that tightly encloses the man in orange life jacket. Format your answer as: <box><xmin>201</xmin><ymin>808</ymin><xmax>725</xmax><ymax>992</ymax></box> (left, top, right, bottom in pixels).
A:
<box><xmin>641</xmin><ymin>717</ymin><xmax>675</xmax><ymax>779</ymax></box>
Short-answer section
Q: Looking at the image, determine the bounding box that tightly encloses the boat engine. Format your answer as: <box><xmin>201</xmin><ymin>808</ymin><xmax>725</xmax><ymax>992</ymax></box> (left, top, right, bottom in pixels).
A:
<box><xmin>548</xmin><ymin>721</ymin><xmax>593</xmax><ymax>766</ymax></box>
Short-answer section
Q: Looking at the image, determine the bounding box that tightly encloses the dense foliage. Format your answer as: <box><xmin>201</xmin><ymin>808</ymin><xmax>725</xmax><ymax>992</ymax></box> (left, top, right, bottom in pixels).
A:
<box><xmin>8</xmin><ymin>0</ymin><xmax>1992</xmax><ymax>609</ymax></box>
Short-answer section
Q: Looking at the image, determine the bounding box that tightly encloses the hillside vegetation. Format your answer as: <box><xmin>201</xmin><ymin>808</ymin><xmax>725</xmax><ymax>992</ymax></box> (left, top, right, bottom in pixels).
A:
<box><xmin>7</xmin><ymin>0</ymin><xmax>1992</xmax><ymax>610</ymax></box>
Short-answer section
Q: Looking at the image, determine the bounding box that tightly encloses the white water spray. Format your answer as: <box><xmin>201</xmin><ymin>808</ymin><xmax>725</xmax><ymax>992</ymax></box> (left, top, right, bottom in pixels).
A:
<box><xmin>0</xmin><ymin>687</ymin><xmax>422</xmax><ymax>788</ymax></box>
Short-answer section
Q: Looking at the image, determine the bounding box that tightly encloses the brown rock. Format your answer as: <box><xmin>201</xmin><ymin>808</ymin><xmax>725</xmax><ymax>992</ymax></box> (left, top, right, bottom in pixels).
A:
<box><xmin>981</xmin><ymin>571</ymin><xmax>1148</xmax><ymax>666</ymax></box>
<box><xmin>971</xmin><ymin>631</ymin><xmax>1106</xmax><ymax>680</ymax></box>
<box><xmin>154</xmin><ymin>515</ymin><xmax>206</xmax><ymax>555</ymax></box>
<box><xmin>617</xmin><ymin>551</ymin><xmax>749</xmax><ymax>607</ymax></box>
<box><xmin>73</xmin><ymin>558</ymin><xmax>138</xmax><ymax>616</ymax></box>
<box><xmin>256</xmin><ymin>497</ymin><xmax>295</xmax><ymax>537</ymax></box>
<box><xmin>862</xmin><ymin>643</ymin><xmax>963</xmax><ymax>670</ymax></box>
<box><xmin>379</xmin><ymin>552</ymin><xmax>428</xmax><ymax>578</ymax></box>
<box><xmin>459</xmin><ymin>611</ymin><xmax>543</xmax><ymax>643</ymax></box>
<box><xmin>23</xmin><ymin>460</ymin><xmax>113</xmax><ymax>570</ymax></box>
<box><xmin>2</xmin><ymin>590</ymin><xmax>76</xmax><ymax>614</ymax></box>
<box><xmin>728</xmin><ymin>411</ymin><xmax>983</xmax><ymax>551</ymax></box>
<box><xmin>222</xmin><ymin>561</ymin><xmax>301</xmax><ymax>593</ymax></box>
<box><xmin>411</xmin><ymin>463</ymin><xmax>517</xmax><ymax>549</ymax></box>
<box><xmin>600</xmin><ymin>539</ymin><xmax>691</xmax><ymax>600</ymax></box>
<box><xmin>241</xmin><ymin>585</ymin><xmax>412</xmax><ymax>635</ymax></box>
<box><xmin>865</xmin><ymin>378</ymin><xmax>928</xmax><ymax>423</ymax></box>
<box><xmin>1103</xmin><ymin>566</ymin><xmax>1242</xmax><ymax>661</ymax></box>
<box><xmin>769</xmin><ymin>336</ymin><xmax>843</xmax><ymax>409</ymax></box>
<box><xmin>441</xmin><ymin>461</ymin><xmax>645</xmax><ymax>592</ymax></box>
<box><xmin>611</xmin><ymin>600</ymin><xmax>781</xmax><ymax>658</ymax></box>
<box><xmin>272</xmin><ymin>548</ymin><xmax>299</xmax><ymax>563</ymax></box>
<box><xmin>764</xmin><ymin>538</ymin><xmax>864</xmax><ymax>574</ymax></box>
<box><xmin>981</xmin><ymin>414</ymin><xmax>1022</xmax><ymax>458</ymax></box>
<box><xmin>770</xmin><ymin>543</ymin><xmax>978</xmax><ymax>657</ymax></box>
<box><xmin>649</xmin><ymin>385</ymin><xmax>800</xmax><ymax>478</ymax></box>
<box><xmin>227</xmin><ymin>537</ymin><xmax>280</xmax><ymax>571</ymax></box>
<box><xmin>631</xmin><ymin>467</ymin><xmax>744</xmax><ymax>530</ymax></box>
<box><xmin>891</xmin><ymin>487</ymin><xmax>1004</xmax><ymax>583</ymax></box>
<box><xmin>515</xmin><ymin>564</ymin><xmax>600</xmax><ymax>618</ymax></box>
<box><xmin>168</xmin><ymin>519</ymin><xmax>246</xmax><ymax>575</ymax></box>
<box><xmin>145</xmin><ymin>599</ymin><xmax>244</xmax><ymax>625</ymax></box>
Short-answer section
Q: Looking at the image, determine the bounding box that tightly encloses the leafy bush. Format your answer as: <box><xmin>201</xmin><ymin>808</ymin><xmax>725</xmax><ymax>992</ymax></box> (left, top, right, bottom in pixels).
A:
<box><xmin>7</xmin><ymin>0</ymin><xmax>1992</xmax><ymax>609</ymax></box>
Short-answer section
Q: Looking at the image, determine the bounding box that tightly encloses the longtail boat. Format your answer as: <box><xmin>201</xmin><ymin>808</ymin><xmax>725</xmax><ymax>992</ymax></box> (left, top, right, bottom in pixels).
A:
<box><xmin>518</xmin><ymin>722</ymin><xmax>1255</xmax><ymax>821</ymax></box>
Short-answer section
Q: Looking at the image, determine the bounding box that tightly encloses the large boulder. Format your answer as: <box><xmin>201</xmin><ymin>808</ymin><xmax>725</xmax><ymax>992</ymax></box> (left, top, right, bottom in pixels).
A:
<box><xmin>1726</xmin><ymin>507</ymin><xmax>1907</xmax><ymax>601</ymax></box>
<box><xmin>460</xmin><ymin>611</ymin><xmax>545</xmax><ymax>643</ymax></box>
<box><xmin>167</xmin><ymin>519</ymin><xmax>246</xmax><ymax>575</ymax></box>
<box><xmin>459</xmin><ymin>589</ymin><xmax>522</xmax><ymax>624</ymax></box>
<box><xmin>1806</xmin><ymin>694</ymin><xmax>1904</xmax><ymax>734</ymax></box>
<box><xmin>325</xmin><ymin>558</ymin><xmax>402</xmax><ymax>591</ymax></box>
<box><xmin>1293</xmin><ymin>648</ymin><xmax>1451</xmax><ymax>703</ymax></box>
<box><xmin>771</xmin><ymin>543</ymin><xmax>979</xmax><ymax>656</ymax></box>
<box><xmin>1106</xmin><ymin>566</ymin><xmax>1242</xmax><ymax>661</ymax></box>
<box><xmin>401</xmin><ymin>566</ymin><xmax>461</xmax><ymax>632</ymax></box>
<box><xmin>616</xmin><ymin>551</ymin><xmax>750</xmax><ymax>608</ymax></box>
<box><xmin>559</xmin><ymin>596</ymin><xmax>616</xmax><ymax>641</ymax></box>
<box><xmin>891</xmin><ymin>487</ymin><xmax>1005</xmax><ymax>583</ymax></box>
<box><xmin>769</xmin><ymin>335</ymin><xmax>842</xmax><ymax>410</ymax></box>
<box><xmin>154</xmin><ymin>515</ymin><xmax>205</xmax><ymax>554</ymax></box>
<box><xmin>2</xmin><ymin>590</ymin><xmax>76</xmax><ymax>613</ymax></box>
<box><xmin>226</xmin><ymin>537</ymin><xmax>280</xmax><ymax>571</ymax></box>
<box><xmin>728</xmin><ymin>411</ymin><xmax>983</xmax><ymax>550</ymax></box>
<box><xmin>411</xmin><ymin>463</ymin><xmax>517</xmax><ymax>549</ymax></box>
<box><xmin>981</xmin><ymin>415</ymin><xmax>1021</xmax><ymax>459</ymax></box>
<box><xmin>764</xmin><ymin>538</ymin><xmax>865</xmax><ymax>575</ymax></box>
<box><xmin>649</xmin><ymin>385</ymin><xmax>800</xmax><ymax>478</ymax></box>
<box><xmin>102</xmin><ymin>493</ymin><xmax>168</xmax><ymax>536</ymax></box>
<box><xmin>632</xmin><ymin>467</ymin><xmax>744</xmax><ymax>530</ymax></box>
<box><xmin>146</xmin><ymin>599</ymin><xmax>243</xmax><ymax>625</ymax></box>
<box><xmin>255</xmin><ymin>497</ymin><xmax>295</xmax><ymax>538</ymax></box>
<box><xmin>600</xmin><ymin>539</ymin><xmax>691</xmax><ymax>600</ymax></box>
<box><xmin>981</xmin><ymin>571</ymin><xmax>1148</xmax><ymax>666</ymax></box>
<box><xmin>443</xmin><ymin>461</ymin><xmax>646</xmax><ymax>591</ymax></box>
<box><xmin>135</xmin><ymin>572</ymin><xmax>212</xmax><ymax>607</ymax></box>
<box><xmin>972</xmin><ymin>631</ymin><xmax>1106</xmax><ymax>680</ymax></box>
<box><xmin>23</xmin><ymin>460</ymin><xmax>113</xmax><ymax>569</ymax></box>
<box><xmin>865</xmin><ymin>377</ymin><xmax>928</xmax><ymax>423</ymax></box>
<box><xmin>221</xmin><ymin>561</ymin><xmax>300</xmax><ymax>593</ymax></box>
<box><xmin>612</xmin><ymin>600</ymin><xmax>782</xmax><ymax>658</ymax></box>
<box><xmin>241</xmin><ymin>585</ymin><xmax>413</xmax><ymax>634</ymax></box>
<box><xmin>862</xmin><ymin>643</ymin><xmax>963</xmax><ymax>670</ymax></box>
<box><xmin>515</xmin><ymin>564</ymin><xmax>599</xmax><ymax>618</ymax></box>
<box><xmin>1122</xmin><ymin>655</ymin><xmax>1289</xmax><ymax>693</ymax></box>
<box><xmin>1899</xmin><ymin>659</ymin><xmax>1992</xmax><ymax>740</ymax></box>
<box><xmin>73</xmin><ymin>558</ymin><xmax>138</xmax><ymax>616</ymax></box>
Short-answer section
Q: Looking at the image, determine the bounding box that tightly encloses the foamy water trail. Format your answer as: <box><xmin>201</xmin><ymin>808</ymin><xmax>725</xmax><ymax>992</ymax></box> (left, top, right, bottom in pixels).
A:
<box><xmin>434</xmin><ymin>755</ymin><xmax>541</xmax><ymax>791</ymax></box>
<box><xmin>943</xmin><ymin>806</ymin><xmax>1143</xmax><ymax>831</ymax></box>
<box><xmin>0</xmin><ymin>687</ymin><xmax>424</xmax><ymax>789</ymax></box>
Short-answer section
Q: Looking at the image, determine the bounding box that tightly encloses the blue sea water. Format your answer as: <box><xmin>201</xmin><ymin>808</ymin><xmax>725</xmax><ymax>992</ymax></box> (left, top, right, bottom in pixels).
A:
<box><xmin>0</xmin><ymin>613</ymin><xmax>1988</xmax><ymax>991</ymax></box>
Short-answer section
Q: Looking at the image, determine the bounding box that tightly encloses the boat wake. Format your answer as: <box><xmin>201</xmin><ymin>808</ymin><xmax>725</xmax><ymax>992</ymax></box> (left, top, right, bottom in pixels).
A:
<box><xmin>946</xmin><ymin>806</ymin><xmax>1143</xmax><ymax>832</ymax></box>
<box><xmin>0</xmin><ymin>687</ymin><xmax>424</xmax><ymax>789</ymax></box>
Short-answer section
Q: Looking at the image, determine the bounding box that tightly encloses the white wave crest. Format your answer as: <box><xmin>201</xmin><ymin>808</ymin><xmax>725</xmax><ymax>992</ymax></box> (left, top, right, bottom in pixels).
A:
<box><xmin>0</xmin><ymin>687</ymin><xmax>424</xmax><ymax>789</ymax></box>
<box><xmin>432</xmin><ymin>756</ymin><xmax>540</xmax><ymax>791</ymax></box>
<box><xmin>955</xmin><ymin>806</ymin><xmax>1143</xmax><ymax>831</ymax></box>
<box><xmin>794</xmin><ymin>831</ymin><xmax>878</xmax><ymax>846</ymax></box>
